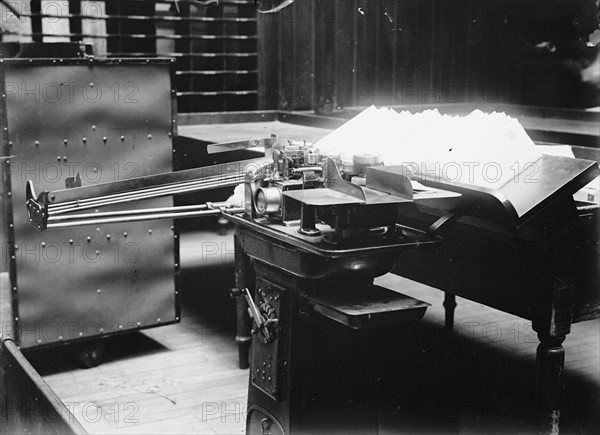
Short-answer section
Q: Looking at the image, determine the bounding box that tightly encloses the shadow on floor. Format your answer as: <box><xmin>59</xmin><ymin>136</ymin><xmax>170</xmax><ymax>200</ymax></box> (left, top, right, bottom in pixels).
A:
<box><xmin>371</xmin><ymin>319</ymin><xmax>599</xmax><ymax>434</ymax></box>
<box><xmin>179</xmin><ymin>226</ymin><xmax>238</xmax><ymax>335</ymax></box>
<box><xmin>25</xmin><ymin>332</ymin><xmax>167</xmax><ymax>377</ymax></box>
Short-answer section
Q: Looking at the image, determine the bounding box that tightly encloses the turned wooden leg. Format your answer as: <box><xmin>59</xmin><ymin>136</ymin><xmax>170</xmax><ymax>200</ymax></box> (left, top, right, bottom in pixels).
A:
<box><xmin>443</xmin><ymin>292</ymin><xmax>457</xmax><ymax>330</ymax></box>
<box><xmin>532</xmin><ymin>275</ymin><xmax>574</xmax><ymax>434</ymax></box>
<box><xmin>533</xmin><ymin>229</ymin><xmax>575</xmax><ymax>434</ymax></box>
<box><xmin>536</xmin><ymin>333</ymin><xmax>566</xmax><ymax>434</ymax></box>
<box><xmin>234</xmin><ymin>234</ymin><xmax>253</xmax><ymax>369</ymax></box>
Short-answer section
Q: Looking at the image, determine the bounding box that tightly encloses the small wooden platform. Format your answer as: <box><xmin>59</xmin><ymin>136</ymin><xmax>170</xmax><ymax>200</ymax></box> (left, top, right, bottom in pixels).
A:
<box><xmin>1</xmin><ymin>272</ymin><xmax>12</xmax><ymax>335</ymax></box>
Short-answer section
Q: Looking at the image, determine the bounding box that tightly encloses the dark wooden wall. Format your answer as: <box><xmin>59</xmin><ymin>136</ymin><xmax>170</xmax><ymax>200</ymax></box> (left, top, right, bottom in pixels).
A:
<box><xmin>258</xmin><ymin>0</ymin><xmax>600</xmax><ymax>111</ymax></box>
<box><xmin>2</xmin><ymin>1</ymin><xmax>597</xmax><ymax>112</ymax></box>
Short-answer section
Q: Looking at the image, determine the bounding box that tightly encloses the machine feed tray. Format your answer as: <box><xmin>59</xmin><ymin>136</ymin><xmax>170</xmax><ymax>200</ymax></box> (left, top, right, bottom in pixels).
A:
<box><xmin>303</xmin><ymin>285</ymin><xmax>430</xmax><ymax>329</ymax></box>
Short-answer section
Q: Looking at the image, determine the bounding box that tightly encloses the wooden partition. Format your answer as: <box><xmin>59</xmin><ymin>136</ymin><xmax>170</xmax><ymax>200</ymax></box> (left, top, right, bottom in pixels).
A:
<box><xmin>258</xmin><ymin>0</ymin><xmax>600</xmax><ymax>111</ymax></box>
<box><xmin>0</xmin><ymin>339</ymin><xmax>87</xmax><ymax>434</ymax></box>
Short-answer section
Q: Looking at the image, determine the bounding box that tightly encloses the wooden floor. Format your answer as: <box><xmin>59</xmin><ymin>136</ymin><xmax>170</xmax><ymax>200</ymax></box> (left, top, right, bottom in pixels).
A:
<box><xmin>25</xmin><ymin>227</ymin><xmax>600</xmax><ymax>434</ymax></box>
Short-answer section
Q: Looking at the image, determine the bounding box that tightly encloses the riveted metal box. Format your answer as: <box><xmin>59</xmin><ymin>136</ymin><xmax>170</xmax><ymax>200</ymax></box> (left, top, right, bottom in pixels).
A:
<box><xmin>1</xmin><ymin>58</ymin><xmax>180</xmax><ymax>349</ymax></box>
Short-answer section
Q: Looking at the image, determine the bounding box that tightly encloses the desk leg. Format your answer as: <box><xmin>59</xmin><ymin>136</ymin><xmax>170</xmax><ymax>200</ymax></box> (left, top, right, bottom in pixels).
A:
<box><xmin>536</xmin><ymin>333</ymin><xmax>566</xmax><ymax>435</ymax></box>
<box><xmin>533</xmin><ymin>272</ymin><xmax>574</xmax><ymax>434</ymax></box>
<box><xmin>443</xmin><ymin>292</ymin><xmax>457</xmax><ymax>330</ymax></box>
<box><xmin>234</xmin><ymin>234</ymin><xmax>252</xmax><ymax>369</ymax></box>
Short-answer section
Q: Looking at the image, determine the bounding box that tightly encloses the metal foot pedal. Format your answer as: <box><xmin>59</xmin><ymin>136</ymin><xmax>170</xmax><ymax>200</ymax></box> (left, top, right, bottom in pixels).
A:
<box><xmin>302</xmin><ymin>285</ymin><xmax>430</xmax><ymax>329</ymax></box>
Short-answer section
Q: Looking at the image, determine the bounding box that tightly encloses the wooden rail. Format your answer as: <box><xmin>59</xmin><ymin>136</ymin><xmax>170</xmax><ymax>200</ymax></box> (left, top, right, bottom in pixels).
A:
<box><xmin>0</xmin><ymin>339</ymin><xmax>87</xmax><ymax>434</ymax></box>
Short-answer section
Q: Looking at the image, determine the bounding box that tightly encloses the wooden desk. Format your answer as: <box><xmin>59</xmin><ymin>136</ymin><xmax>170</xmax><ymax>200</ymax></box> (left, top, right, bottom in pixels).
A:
<box><xmin>392</xmin><ymin>204</ymin><xmax>598</xmax><ymax>433</ymax></box>
<box><xmin>179</xmin><ymin>121</ymin><xmax>331</xmax><ymax>144</ymax></box>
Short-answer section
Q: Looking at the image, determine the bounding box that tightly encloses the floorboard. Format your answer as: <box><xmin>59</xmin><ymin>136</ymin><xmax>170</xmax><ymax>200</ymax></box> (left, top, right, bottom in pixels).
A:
<box><xmin>22</xmin><ymin>229</ymin><xmax>599</xmax><ymax>434</ymax></box>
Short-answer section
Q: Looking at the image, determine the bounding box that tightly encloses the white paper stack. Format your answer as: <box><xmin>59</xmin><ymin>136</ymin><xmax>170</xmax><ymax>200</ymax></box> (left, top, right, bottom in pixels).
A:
<box><xmin>314</xmin><ymin>106</ymin><xmax>544</xmax><ymax>190</ymax></box>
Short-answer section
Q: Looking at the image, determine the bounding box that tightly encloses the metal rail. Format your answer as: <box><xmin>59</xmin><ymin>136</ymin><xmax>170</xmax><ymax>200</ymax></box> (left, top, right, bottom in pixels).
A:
<box><xmin>46</xmin><ymin>206</ymin><xmax>244</xmax><ymax>229</ymax></box>
<box><xmin>26</xmin><ymin>138</ymin><xmax>273</xmax><ymax>231</ymax></box>
<box><xmin>48</xmin><ymin>173</ymin><xmax>245</xmax><ymax>214</ymax></box>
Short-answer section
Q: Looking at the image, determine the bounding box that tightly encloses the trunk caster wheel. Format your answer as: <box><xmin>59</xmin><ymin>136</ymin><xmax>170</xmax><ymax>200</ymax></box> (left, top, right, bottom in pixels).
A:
<box><xmin>74</xmin><ymin>340</ymin><xmax>105</xmax><ymax>368</ymax></box>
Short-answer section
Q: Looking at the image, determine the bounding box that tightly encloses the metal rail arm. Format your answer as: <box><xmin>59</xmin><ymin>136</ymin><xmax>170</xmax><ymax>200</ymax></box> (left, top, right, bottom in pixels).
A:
<box><xmin>26</xmin><ymin>138</ymin><xmax>274</xmax><ymax>231</ymax></box>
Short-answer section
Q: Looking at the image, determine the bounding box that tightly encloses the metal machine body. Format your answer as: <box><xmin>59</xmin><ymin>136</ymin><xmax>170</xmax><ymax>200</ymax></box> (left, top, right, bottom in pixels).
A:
<box><xmin>242</xmin><ymin>138</ymin><xmax>415</xmax><ymax>240</ymax></box>
<box><xmin>1</xmin><ymin>58</ymin><xmax>179</xmax><ymax>349</ymax></box>
<box><xmin>227</xmin><ymin>141</ymin><xmax>438</xmax><ymax>433</ymax></box>
<box><xmin>230</xmin><ymin>214</ymin><xmax>435</xmax><ymax>434</ymax></box>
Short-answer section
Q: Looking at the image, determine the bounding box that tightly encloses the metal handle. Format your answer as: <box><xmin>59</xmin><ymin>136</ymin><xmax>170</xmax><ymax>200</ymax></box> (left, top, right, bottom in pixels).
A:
<box><xmin>230</xmin><ymin>287</ymin><xmax>277</xmax><ymax>344</ymax></box>
<box><xmin>230</xmin><ymin>287</ymin><xmax>264</xmax><ymax>327</ymax></box>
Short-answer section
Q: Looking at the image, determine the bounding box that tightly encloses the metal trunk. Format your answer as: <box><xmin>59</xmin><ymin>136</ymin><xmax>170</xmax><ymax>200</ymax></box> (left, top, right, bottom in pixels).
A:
<box><xmin>1</xmin><ymin>58</ymin><xmax>180</xmax><ymax>349</ymax></box>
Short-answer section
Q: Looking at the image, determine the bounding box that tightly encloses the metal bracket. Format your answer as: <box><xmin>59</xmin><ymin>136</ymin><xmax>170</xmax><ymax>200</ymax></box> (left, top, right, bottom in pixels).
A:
<box><xmin>25</xmin><ymin>181</ymin><xmax>48</xmax><ymax>231</ymax></box>
<box><xmin>427</xmin><ymin>212</ymin><xmax>458</xmax><ymax>236</ymax></box>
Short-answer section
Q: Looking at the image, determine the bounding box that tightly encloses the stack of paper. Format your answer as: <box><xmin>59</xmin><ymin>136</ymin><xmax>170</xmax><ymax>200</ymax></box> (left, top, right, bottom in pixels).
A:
<box><xmin>314</xmin><ymin>106</ymin><xmax>544</xmax><ymax>190</ymax></box>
